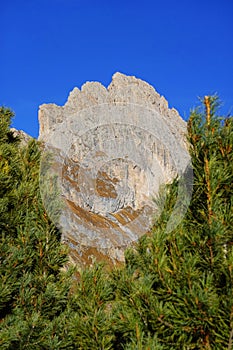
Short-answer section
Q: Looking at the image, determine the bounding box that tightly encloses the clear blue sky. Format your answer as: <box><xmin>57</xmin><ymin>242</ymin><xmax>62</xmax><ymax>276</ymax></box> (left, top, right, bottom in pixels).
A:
<box><xmin>1</xmin><ymin>0</ymin><xmax>233</xmax><ymax>138</ymax></box>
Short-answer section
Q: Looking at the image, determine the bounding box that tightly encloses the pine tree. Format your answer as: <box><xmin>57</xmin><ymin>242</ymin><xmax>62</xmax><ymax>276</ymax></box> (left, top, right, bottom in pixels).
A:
<box><xmin>0</xmin><ymin>98</ymin><xmax>232</xmax><ymax>349</ymax></box>
<box><xmin>0</xmin><ymin>107</ymin><xmax>74</xmax><ymax>349</ymax></box>
<box><xmin>110</xmin><ymin>96</ymin><xmax>233</xmax><ymax>349</ymax></box>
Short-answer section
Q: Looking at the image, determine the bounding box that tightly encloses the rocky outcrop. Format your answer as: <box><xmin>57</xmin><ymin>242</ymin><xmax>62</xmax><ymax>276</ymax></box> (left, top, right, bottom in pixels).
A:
<box><xmin>38</xmin><ymin>73</ymin><xmax>191</xmax><ymax>266</ymax></box>
<box><xmin>10</xmin><ymin>128</ymin><xmax>32</xmax><ymax>145</ymax></box>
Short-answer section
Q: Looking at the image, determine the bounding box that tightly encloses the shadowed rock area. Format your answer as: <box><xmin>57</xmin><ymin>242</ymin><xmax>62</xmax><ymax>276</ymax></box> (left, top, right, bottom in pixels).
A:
<box><xmin>38</xmin><ymin>72</ymin><xmax>190</xmax><ymax>267</ymax></box>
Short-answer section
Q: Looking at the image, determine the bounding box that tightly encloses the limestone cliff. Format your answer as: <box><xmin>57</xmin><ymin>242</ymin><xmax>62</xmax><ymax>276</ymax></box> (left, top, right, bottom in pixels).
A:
<box><xmin>38</xmin><ymin>73</ymin><xmax>191</xmax><ymax>266</ymax></box>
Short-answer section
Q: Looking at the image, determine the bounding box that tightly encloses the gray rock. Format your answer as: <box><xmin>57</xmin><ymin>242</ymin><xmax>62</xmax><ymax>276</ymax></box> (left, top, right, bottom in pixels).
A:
<box><xmin>10</xmin><ymin>128</ymin><xmax>32</xmax><ymax>146</ymax></box>
<box><xmin>38</xmin><ymin>72</ymin><xmax>191</xmax><ymax>267</ymax></box>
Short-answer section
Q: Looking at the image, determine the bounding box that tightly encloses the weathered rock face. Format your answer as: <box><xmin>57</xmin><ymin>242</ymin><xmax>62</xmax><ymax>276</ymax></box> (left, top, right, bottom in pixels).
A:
<box><xmin>10</xmin><ymin>128</ymin><xmax>32</xmax><ymax>146</ymax></box>
<box><xmin>38</xmin><ymin>73</ymin><xmax>190</xmax><ymax>266</ymax></box>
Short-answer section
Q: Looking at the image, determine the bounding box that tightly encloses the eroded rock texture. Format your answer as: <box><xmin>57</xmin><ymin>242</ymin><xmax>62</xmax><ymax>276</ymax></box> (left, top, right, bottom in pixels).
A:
<box><xmin>10</xmin><ymin>128</ymin><xmax>32</xmax><ymax>146</ymax></box>
<box><xmin>38</xmin><ymin>73</ymin><xmax>190</xmax><ymax>266</ymax></box>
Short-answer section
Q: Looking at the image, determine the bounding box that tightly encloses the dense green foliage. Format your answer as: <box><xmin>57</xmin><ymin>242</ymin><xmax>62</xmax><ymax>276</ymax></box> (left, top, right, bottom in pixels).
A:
<box><xmin>0</xmin><ymin>107</ymin><xmax>72</xmax><ymax>349</ymax></box>
<box><xmin>0</xmin><ymin>98</ymin><xmax>232</xmax><ymax>349</ymax></box>
<box><xmin>112</xmin><ymin>97</ymin><xmax>233</xmax><ymax>349</ymax></box>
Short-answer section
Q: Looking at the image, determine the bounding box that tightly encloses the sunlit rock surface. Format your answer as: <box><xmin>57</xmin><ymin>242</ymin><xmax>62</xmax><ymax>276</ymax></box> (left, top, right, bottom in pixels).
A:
<box><xmin>10</xmin><ymin>128</ymin><xmax>32</xmax><ymax>145</ymax></box>
<box><xmin>38</xmin><ymin>73</ymin><xmax>189</xmax><ymax>266</ymax></box>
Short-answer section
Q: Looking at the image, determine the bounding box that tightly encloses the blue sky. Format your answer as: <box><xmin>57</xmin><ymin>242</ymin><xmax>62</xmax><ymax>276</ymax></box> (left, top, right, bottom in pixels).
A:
<box><xmin>1</xmin><ymin>0</ymin><xmax>233</xmax><ymax>138</ymax></box>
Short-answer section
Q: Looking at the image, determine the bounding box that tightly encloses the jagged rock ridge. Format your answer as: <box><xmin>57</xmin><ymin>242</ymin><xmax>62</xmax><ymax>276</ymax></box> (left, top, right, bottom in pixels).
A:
<box><xmin>38</xmin><ymin>72</ymin><xmax>190</xmax><ymax>266</ymax></box>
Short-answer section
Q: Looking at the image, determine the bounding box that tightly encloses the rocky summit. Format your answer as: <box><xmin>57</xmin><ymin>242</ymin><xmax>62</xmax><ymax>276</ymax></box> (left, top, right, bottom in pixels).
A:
<box><xmin>38</xmin><ymin>73</ymin><xmax>190</xmax><ymax>266</ymax></box>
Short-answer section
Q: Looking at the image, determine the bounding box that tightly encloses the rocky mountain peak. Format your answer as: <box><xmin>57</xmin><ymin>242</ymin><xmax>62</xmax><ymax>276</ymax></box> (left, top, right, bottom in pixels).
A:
<box><xmin>38</xmin><ymin>73</ymin><xmax>190</xmax><ymax>267</ymax></box>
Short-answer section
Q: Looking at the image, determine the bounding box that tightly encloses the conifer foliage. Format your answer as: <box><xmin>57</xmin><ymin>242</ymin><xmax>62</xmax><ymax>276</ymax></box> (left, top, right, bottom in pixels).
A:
<box><xmin>0</xmin><ymin>98</ymin><xmax>232</xmax><ymax>349</ymax></box>
<box><xmin>0</xmin><ymin>107</ymin><xmax>72</xmax><ymax>349</ymax></box>
<box><xmin>112</xmin><ymin>96</ymin><xmax>233</xmax><ymax>349</ymax></box>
